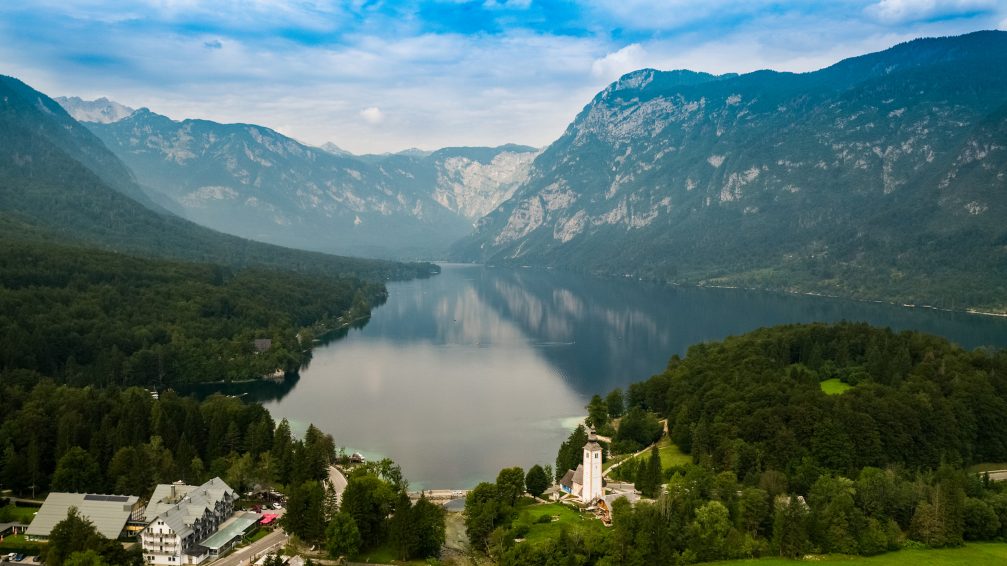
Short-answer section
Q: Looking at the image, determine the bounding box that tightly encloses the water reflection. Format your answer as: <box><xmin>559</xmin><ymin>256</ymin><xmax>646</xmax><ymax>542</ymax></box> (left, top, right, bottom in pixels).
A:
<box><xmin>258</xmin><ymin>264</ymin><xmax>1007</xmax><ymax>489</ymax></box>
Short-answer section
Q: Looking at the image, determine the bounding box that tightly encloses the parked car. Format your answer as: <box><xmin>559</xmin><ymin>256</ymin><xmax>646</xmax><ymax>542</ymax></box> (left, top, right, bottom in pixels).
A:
<box><xmin>14</xmin><ymin>553</ymin><xmax>25</xmax><ymax>562</ymax></box>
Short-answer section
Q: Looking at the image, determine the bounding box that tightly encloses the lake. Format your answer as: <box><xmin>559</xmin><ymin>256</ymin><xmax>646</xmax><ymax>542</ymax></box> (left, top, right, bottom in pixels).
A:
<box><xmin>256</xmin><ymin>264</ymin><xmax>1007</xmax><ymax>490</ymax></box>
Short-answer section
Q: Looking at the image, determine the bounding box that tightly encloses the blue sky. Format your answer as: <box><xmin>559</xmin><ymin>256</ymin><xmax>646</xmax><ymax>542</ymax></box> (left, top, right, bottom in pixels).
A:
<box><xmin>1</xmin><ymin>1</ymin><xmax>1005</xmax><ymax>153</ymax></box>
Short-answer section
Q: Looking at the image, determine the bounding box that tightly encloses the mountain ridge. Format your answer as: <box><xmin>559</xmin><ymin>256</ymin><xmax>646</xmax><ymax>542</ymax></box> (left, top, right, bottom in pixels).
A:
<box><xmin>454</xmin><ymin>30</ymin><xmax>1007</xmax><ymax>311</ymax></box>
<box><xmin>75</xmin><ymin>104</ymin><xmax>538</xmax><ymax>258</ymax></box>
<box><xmin>0</xmin><ymin>75</ymin><xmax>434</xmax><ymax>282</ymax></box>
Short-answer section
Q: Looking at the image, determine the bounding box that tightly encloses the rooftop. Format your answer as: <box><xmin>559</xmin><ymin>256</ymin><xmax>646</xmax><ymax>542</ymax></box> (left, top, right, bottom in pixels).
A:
<box><xmin>145</xmin><ymin>477</ymin><xmax>237</xmax><ymax>540</ymax></box>
<box><xmin>26</xmin><ymin>492</ymin><xmax>139</xmax><ymax>539</ymax></box>
<box><xmin>199</xmin><ymin>512</ymin><xmax>260</xmax><ymax>550</ymax></box>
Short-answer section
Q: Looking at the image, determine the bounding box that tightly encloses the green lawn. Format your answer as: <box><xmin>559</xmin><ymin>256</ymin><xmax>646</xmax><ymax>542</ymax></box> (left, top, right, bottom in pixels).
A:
<box><xmin>820</xmin><ymin>378</ymin><xmax>853</xmax><ymax>395</ymax></box>
<box><xmin>0</xmin><ymin>534</ymin><xmax>43</xmax><ymax>554</ymax></box>
<box><xmin>656</xmin><ymin>436</ymin><xmax>692</xmax><ymax>469</ymax></box>
<box><xmin>513</xmin><ymin>503</ymin><xmax>606</xmax><ymax>544</ymax></box>
<box><xmin>711</xmin><ymin>542</ymin><xmax>1007</xmax><ymax>565</ymax></box>
<box><xmin>603</xmin><ymin>453</ymin><xmax>631</xmax><ymax>472</ymax></box>
<box><xmin>0</xmin><ymin>504</ymin><xmax>39</xmax><ymax>524</ymax></box>
<box><xmin>609</xmin><ymin>436</ymin><xmax>692</xmax><ymax>480</ymax></box>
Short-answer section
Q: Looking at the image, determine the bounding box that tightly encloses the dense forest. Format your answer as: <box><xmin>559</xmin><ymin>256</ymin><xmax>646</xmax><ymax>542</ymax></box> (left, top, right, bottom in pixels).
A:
<box><xmin>0</xmin><ymin>380</ymin><xmax>445</xmax><ymax>564</ymax></box>
<box><xmin>468</xmin><ymin>323</ymin><xmax>1007</xmax><ymax>564</ymax></box>
<box><xmin>0</xmin><ymin>239</ymin><xmax>387</xmax><ymax>387</ymax></box>
<box><xmin>0</xmin><ymin>383</ymin><xmax>335</xmax><ymax>498</ymax></box>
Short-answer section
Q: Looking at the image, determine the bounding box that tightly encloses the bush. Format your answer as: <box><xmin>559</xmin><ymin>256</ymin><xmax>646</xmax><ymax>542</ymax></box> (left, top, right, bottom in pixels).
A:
<box><xmin>511</xmin><ymin>524</ymin><xmax>530</xmax><ymax>539</ymax></box>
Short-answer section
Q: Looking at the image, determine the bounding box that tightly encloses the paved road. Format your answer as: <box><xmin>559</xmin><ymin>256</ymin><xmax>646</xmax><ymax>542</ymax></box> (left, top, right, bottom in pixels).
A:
<box><xmin>984</xmin><ymin>469</ymin><xmax>1007</xmax><ymax>482</ymax></box>
<box><xmin>328</xmin><ymin>465</ymin><xmax>347</xmax><ymax>505</ymax></box>
<box><xmin>211</xmin><ymin>529</ymin><xmax>288</xmax><ymax>566</ymax></box>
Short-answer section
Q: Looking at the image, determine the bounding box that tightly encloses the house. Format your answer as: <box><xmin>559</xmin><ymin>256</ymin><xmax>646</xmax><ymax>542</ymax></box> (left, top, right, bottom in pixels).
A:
<box><xmin>253</xmin><ymin>339</ymin><xmax>272</xmax><ymax>353</ymax></box>
<box><xmin>140</xmin><ymin>477</ymin><xmax>239</xmax><ymax>565</ymax></box>
<box><xmin>26</xmin><ymin>493</ymin><xmax>144</xmax><ymax>541</ymax></box>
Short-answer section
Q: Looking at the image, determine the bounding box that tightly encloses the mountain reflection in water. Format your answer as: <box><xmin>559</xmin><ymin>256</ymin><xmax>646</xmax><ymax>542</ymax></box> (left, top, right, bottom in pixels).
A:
<box><xmin>223</xmin><ymin>264</ymin><xmax>1005</xmax><ymax>489</ymax></box>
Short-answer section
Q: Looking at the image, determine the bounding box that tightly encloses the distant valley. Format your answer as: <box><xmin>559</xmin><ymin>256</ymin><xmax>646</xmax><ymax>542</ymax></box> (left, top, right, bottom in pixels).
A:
<box><xmin>58</xmin><ymin>96</ymin><xmax>538</xmax><ymax>259</ymax></box>
<box><xmin>53</xmin><ymin>30</ymin><xmax>1007</xmax><ymax>311</ymax></box>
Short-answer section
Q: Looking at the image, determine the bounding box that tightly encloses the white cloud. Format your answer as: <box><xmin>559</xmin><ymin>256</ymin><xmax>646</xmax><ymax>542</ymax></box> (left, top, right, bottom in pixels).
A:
<box><xmin>360</xmin><ymin>106</ymin><xmax>384</xmax><ymax>124</ymax></box>
<box><xmin>483</xmin><ymin>0</ymin><xmax>532</xmax><ymax>8</ymax></box>
<box><xmin>2</xmin><ymin>1</ymin><xmax>1004</xmax><ymax>154</ymax></box>
<box><xmin>1000</xmin><ymin>17</ymin><xmax>1007</xmax><ymax>30</ymax></box>
<box><xmin>865</xmin><ymin>0</ymin><xmax>997</xmax><ymax>24</ymax></box>
<box><xmin>591</xmin><ymin>44</ymin><xmax>647</xmax><ymax>81</ymax></box>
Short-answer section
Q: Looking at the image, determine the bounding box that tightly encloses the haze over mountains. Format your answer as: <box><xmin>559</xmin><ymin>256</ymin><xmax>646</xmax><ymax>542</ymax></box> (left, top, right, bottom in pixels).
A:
<box><xmin>58</xmin><ymin>102</ymin><xmax>539</xmax><ymax>259</ymax></box>
<box><xmin>21</xmin><ymin>30</ymin><xmax>1007</xmax><ymax>310</ymax></box>
<box><xmin>0</xmin><ymin>75</ymin><xmax>431</xmax><ymax>281</ymax></box>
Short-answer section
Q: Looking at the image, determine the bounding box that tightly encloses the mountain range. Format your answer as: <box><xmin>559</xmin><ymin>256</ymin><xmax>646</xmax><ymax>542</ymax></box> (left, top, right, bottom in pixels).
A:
<box><xmin>456</xmin><ymin>30</ymin><xmax>1007</xmax><ymax>310</ymax></box>
<box><xmin>19</xmin><ymin>30</ymin><xmax>1007</xmax><ymax>311</ymax></box>
<box><xmin>61</xmin><ymin>104</ymin><xmax>538</xmax><ymax>259</ymax></box>
<box><xmin>0</xmin><ymin>75</ymin><xmax>431</xmax><ymax>281</ymax></box>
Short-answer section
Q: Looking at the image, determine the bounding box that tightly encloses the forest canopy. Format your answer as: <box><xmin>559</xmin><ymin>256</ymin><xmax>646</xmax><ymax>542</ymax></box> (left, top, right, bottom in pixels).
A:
<box><xmin>0</xmin><ymin>239</ymin><xmax>385</xmax><ymax>387</ymax></box>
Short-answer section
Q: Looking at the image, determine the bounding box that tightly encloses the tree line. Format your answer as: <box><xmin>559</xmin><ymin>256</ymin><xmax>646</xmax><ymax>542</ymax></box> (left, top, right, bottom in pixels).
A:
<box><xmin>0</xmin><ymin>239</ymin><xmax>385</xmax><ymax>388</ymax></box>
<box><xmin>0</xmin><ymin>382</ymin><xmax>335</xmax><ymax>497</ymax></box>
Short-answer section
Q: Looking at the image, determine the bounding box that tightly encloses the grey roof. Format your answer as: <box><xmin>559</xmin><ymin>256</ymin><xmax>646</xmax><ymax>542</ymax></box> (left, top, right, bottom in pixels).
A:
<box><xmin>559</xmin><ymin>469</ymin><xmax>575</xmax><ymax>489</ymax></box>
<box><xmin>0</xmin><ymin>522</ymin><xmax>28</xmax><ymax>534</ymax></box>
<box><xmin>602</xmin><ymin>492</ymin><xmax>640</xmax><ymax>507</ymax></box>
<box><xmin>145</xmin><ymin>477</ymin><xmax>236</xmax><ymax>540</ymax></box>
<box><xmin>199</xmin><ymin>512</ymin><xmax>260</xmax><ymax>550</ymax></box>
<box><xmin>572</xmin><ymin>464</ymin><xmax>584</xmax><ymax>486</ymax></box>
<box><xmin>26</xmin><ymin>492</ymin><xmax>139</xmax><ymax>539</ymax></box>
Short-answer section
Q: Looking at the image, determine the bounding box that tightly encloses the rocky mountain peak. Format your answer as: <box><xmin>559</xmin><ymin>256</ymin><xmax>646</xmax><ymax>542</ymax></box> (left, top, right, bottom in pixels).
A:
<box><xmin>55</xmin><ymin>96</ymin><xmax>136</xmax><ymax>124</ymax></box>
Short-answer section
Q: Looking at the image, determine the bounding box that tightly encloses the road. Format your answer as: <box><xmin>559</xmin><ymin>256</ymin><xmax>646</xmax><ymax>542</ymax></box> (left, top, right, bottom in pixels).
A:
<box><xmin>328</xmin><ymin>465</ymin><xmax>347</xmax><ymax>505</ymax></box>
<box><xmin>211</xmin><ymin>529</ymin><xmax>288</xmax><ymax>566</ymax></box>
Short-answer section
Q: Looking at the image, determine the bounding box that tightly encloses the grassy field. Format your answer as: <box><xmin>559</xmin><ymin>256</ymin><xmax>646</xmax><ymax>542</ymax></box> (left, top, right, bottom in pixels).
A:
<box><xmin>710</xmin><ymin>542</ymin><xmax>1007</xmax><ymax>565</ymax></box>
<box><xmin>820</xmin><ymin>378</ymin><xmax>853</xmax><ymax>395</ymax></box>
<box><xmin>656</xmin><ymin>436</ymin><xmax>692</xmax><ymax>469</ymax></box>
<box><xmin>513</xmin><ymin>503</ymin><xmax>606</xmax><ymax>544</ymax></box>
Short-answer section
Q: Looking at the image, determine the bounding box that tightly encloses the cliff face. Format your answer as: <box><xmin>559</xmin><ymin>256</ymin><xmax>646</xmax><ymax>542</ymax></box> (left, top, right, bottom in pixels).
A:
<box><xmin>455</xmin><ymin>32</ymin><xmax>1007</xmax><ymax>309</ymax></box>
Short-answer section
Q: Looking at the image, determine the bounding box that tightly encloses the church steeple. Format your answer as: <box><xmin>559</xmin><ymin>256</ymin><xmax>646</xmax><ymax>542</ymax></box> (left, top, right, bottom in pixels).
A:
<box><xmin>582</xmin><ymin>426</ymin><xmax>603</xmax><ymax>503</ymax></box>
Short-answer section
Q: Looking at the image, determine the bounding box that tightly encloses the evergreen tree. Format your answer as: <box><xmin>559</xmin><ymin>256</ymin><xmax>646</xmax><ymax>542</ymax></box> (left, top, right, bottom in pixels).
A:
<box><xmin>605</xmin><ymin>388</ymin><xmax>625</xmax><ymax>419</ymax></box>
<box><xmin>586</xmin><ymin>394</ymin><xmax>608</xmax><ymax>428</ymax></box>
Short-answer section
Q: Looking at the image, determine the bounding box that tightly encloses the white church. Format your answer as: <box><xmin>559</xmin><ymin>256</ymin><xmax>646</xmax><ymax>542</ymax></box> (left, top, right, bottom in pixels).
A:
<box><xmin>558</xmin><ymin>427</ymin><xmax>604</xmax><ymax>504</ymax></box>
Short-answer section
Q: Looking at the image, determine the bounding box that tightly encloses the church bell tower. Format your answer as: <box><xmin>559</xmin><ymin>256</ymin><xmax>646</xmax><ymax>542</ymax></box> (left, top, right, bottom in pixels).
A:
<box><xmin>582</xmin><ymin>427</ymin><xmax>603</xmax><ymax>503</ymax></box>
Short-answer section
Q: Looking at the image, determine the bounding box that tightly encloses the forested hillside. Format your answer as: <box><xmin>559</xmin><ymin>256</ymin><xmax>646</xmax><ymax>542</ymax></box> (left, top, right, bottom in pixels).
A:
<box><xmin>496</xmin><ymin>323</ymin><xmax>1007</xmax><ymax>564</ymax></box>
<box><xmin>0</xmin><ymin>239</ymin><xmax>382</xmax><ymax>387</ymax></box>
<box><xmin>0</xmin><ymin>75</ymin><xmax>435</xmax><ymax>282</ymax></box>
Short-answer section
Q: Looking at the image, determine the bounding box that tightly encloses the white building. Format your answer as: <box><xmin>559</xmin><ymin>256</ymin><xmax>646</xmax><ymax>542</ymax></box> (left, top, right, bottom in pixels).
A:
<box><xmin>559</xmin><ymin>427</ymin><xmax>605</xmax><ymax>504</ymax></box>
<box><xmin>581</xmin><ymin>428</ymin><xmax>604</xmax><ymax>503</ymax></box>
<box><xmin>26</xmin><ymin>493</ymin><xmax>145</xmax><ymax>541</ymax></box>
<box><xmin>140</xmin><ymin>477</ymin><xmax>238</xmax><ymax>565</ymax></box>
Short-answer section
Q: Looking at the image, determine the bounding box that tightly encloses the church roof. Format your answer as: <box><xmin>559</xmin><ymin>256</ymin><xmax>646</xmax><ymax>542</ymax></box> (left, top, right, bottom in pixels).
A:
<box><xmin>559</xmin><ymin>469</ymin><xmax>575</xmax><ymax>489</ymax></box>
<box><xmin>584</xmin><ymin>427</ymin><xmax>602</xmax><ymax>452</ymax></box>
<box><xmin>572</xmin><ymin>464</ymin><xmax>584</xmax><ymax>486</ymax></box>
